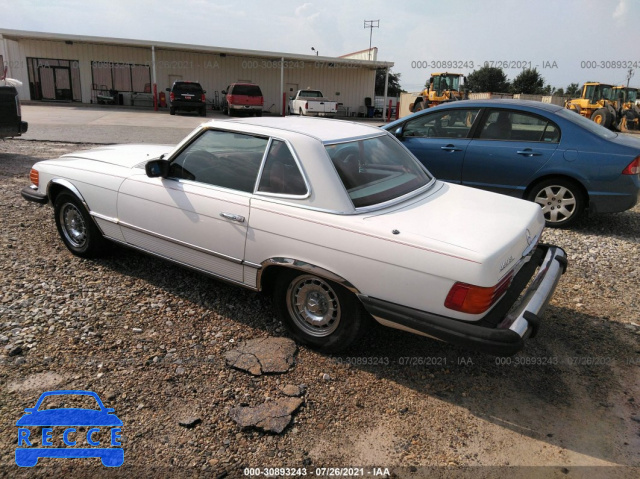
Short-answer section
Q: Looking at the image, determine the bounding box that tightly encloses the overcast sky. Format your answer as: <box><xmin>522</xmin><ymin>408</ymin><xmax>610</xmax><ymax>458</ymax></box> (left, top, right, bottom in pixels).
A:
<box><xmin>2</xmin><ymin>0</ymin><xmax>639</xmax><ymax>92</ymax></box>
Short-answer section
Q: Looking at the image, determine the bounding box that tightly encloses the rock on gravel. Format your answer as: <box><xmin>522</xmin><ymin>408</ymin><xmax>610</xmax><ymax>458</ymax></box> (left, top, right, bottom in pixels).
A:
<box><xmin>229</xmin><ymin>397</ymin><xmax>304</xmax><ymax>433</ymax></box>
<box><xmin>224</xmin><ymin>337</ymin><xmax>297</xmax><ymax>375</ymax></box>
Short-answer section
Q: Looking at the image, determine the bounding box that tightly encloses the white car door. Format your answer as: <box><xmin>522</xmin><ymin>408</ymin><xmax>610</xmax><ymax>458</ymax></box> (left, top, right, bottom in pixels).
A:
<box><xmin>117</xmin><ymin>129</ymin><xmax>269</xmax><ymax>284</ymax></box>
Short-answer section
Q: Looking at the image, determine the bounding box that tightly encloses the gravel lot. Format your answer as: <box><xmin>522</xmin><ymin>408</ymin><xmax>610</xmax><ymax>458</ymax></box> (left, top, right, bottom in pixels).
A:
<box><xmin>1</xmin><ymin>139</ymin><xmax>639</xmax><ymax>478</ymax></box>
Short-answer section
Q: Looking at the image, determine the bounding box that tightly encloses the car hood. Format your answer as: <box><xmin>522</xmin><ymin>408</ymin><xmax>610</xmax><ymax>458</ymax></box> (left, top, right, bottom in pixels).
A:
<box><xmin>60</xmin><ymin>144</ymin><xmax>175</xmax><ymax>169</ymax></box>
<box><xmin>16</xmin><ymin>409</ymin><xmax>123</xmax><ymax>427</ymax></box>
<box><xmin>363</xmin><ymin>181</ymin><xmax>545</xmax><ymax>285</ymax></box>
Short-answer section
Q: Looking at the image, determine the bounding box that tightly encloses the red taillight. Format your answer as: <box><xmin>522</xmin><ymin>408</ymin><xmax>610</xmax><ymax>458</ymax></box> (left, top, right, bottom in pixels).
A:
<box><xmin>228</xmin><ymin>95</ymin><xmax>234</xmax><ymax>104</ymax></box>
<box><xmin>169</xmin><ymin>92</ymin><xmax>175</xmax><ymax>102</ymax></box>
<box><xmin>201</xmin><ymin>93</ymin><xmax>206</xmax><ymax>102</ymax></box>
<box><xmin>622</xmin><ymin>156</ymin><xmax>640</xmax><ymax>175</ymax></box>
<box><xmin>30</xmin><ymin>168</ymin><xmax>39</xmax><ymax>187</ymax></box>
<box><xmin>444</xmin><ymin>271</ymin><xmax>514</xmax><ymax>314</ymax></box>
<box><xmin>305</xmin><ymin>102</ymin><xmax>308</xmax><ymax>109</ymax></box>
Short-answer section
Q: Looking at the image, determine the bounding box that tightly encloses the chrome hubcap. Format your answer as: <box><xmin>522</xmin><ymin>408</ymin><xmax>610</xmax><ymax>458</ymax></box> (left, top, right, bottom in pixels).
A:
<box><xmin>534</xmin><ymin>185</ymin><xmax>576</xmax><ymax>224</ymax></box>
<box><xmin>286</xmin><ymin>275</ymin><xmax>340</xmax><ymax>337</ymax></box>
<box><xmin>60</xmin><ymin>203</ymin><xmax>87</xmax><ymax>247</ymax></box>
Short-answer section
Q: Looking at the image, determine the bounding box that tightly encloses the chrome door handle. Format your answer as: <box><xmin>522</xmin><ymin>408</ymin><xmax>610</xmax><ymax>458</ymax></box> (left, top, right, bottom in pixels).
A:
<box><xmin>441</xmin><ymin>144</ymin><xmax>462</xmax><ymax>152</ymax></box>
<box><xmin>220</xmin><ymin>212</ymin><xmax>245</xmax><ymax>223</ymax></box>
<box><xmin>517</xmin><ymin>149</ymin><xmax>542</xmax><ymax>156</ymax></box>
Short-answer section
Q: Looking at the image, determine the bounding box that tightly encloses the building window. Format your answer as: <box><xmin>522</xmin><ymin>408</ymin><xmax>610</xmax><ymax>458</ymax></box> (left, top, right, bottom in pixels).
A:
<box><xmin>26</xmin><ymin>57</ymin><xmax>81</xmax><ymax>102</ymax></box>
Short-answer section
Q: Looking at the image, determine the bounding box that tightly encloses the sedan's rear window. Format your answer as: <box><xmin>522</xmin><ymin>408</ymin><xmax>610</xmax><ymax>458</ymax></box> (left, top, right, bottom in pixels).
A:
<box><xmin>325</xmin><ymin>135</ymin><xmax>432</xmax><ymax>208</ymax></box>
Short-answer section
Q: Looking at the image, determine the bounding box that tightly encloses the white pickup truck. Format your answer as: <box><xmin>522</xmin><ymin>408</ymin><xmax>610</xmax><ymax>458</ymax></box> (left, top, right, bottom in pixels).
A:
<box><xmin>288</xmin><ymin>90</ymin><xmax>337</xmax><ymax>117</ymax></box>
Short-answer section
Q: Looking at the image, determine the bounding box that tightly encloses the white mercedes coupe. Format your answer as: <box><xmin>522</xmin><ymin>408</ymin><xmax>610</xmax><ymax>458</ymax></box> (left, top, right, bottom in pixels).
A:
<box><xmin>21</xmin><ymin>117</ymin><xmax>567</xmax><ymax>355</ymax></box>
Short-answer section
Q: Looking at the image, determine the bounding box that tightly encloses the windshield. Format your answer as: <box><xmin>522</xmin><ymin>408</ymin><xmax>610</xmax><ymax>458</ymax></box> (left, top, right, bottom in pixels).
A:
<box><xmin>557</xmin><ymin>109</ymin><xmax>617</xmax><ymax>139</ymax></box>
<box><xmin>433</xmin><ymin>75</ymin><xmax>460</xmax><ymax>92</ymax></box>
<box><xmin>627</xmin><ymin>89</ymin><xmax>637</xmax><ymax>103</ymax></box>
<box><xmin>299</xmin><ymin>91</ymin><xmax>323</xmax><ymax>98</ymax></box>
<box><xmin>325</xmin><ymin>135</ymin><xmax>432</xmax><ymax>208</ymax></box>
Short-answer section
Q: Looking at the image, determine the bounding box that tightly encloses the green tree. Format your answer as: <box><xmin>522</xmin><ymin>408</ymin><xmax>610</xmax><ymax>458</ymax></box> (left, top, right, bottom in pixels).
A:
<box><xmin>555</xmin><ymin>87</ymin><xmax>565</xmax><ymax>96</ymax></box>
<box><xmin>465</xmin><ymin>66</ymin><xmax>510</xmax><ymax>93</ymax></box>
<box><xmin>511</xmin><ymin>68</ymin><xmax>545</xmax><ymax>94</ymax></box>
<box><xmin>566</xmin><ymin>83</ymin><xmax>580</xmax><ymax>97</ymax></box>
<box><xmin>375</xmin><ymin>69</ymin><xmax>405</xmax><ymax>96</ymax></box>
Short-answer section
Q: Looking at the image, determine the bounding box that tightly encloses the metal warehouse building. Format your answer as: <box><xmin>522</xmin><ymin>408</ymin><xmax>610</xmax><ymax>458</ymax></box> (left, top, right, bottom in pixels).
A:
<box><xmin>0</xmin><ymin>29</ymin><xmax>393</xmax><ymax>116</ymax></box>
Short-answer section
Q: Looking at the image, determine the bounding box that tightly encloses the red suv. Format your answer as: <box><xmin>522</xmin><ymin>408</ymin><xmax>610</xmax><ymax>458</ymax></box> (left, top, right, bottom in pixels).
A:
<box><xmin>221</xmin><ymin>83</ymin><xmax>264</xmax><ymax>116</ymax></box>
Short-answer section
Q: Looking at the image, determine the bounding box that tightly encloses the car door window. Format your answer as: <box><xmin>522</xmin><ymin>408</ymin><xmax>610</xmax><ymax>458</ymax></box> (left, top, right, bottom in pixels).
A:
<box><xmin>169</xmin><ymin>129</ymin><xmax>268</xmax><ymax>192</ymax></box>
<box><xmin>403</xmin><ymin>109</ymin><xmax>479</xmax><ymax>139</ymax></box>
<box><xmin>479</xmin><ymin>110</ymin><xmax>560</xmax><ymax>142</ymax></box>
<box><xmin>258</xmin><ymin>140</ymin><xmax>307</xmax><ymax>195</ymax></box>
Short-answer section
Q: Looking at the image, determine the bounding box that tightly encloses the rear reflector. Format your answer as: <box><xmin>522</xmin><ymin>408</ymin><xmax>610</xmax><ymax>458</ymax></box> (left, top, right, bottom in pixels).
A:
<box><xmin>622</xmin><ymin>156</ymin><xmax>640</xmax><ymax>175</ymax></box>
<box><xmin>444</xmin><ymin>271</ymin><xmax>515</xmax><ymax>314</ymax></box>
<box><xmin>30</xmin><ymin>168</ymin><xmax>39</xmax><ymax>187</ymax></box>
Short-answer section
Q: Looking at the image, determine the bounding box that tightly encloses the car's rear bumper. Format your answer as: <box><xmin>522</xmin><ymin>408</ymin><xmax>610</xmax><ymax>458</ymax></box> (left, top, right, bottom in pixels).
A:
<box><xmin>229</xmin><ymin>104</ymin><xmax>262</xmax><ymax>111</ymax></box>
<box><xmin>21</xmin><ymin>186</ymin><xmax>48</xmax><ymax>204</ymax></box>
<box><xmin>359</xmin><ymin>244</ymin><xmax>567</xmax><ymax>356</ymax></box>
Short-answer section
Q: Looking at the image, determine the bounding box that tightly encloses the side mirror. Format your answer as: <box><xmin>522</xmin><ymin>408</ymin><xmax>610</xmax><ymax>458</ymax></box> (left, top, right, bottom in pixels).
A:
<box><xmin>145</xmin><ymin>159</ymin><xmax>170</xmax><ymax>178</ymax></box>
<box><xmin>105</xmin><ymin>408</ymin><xmax>116</xmax><ymax>413</ymax></box>
<box><xmin>394</xmin><ymin>127</ymin><xmax>404</xmax><ymax>138</ymax></box>
<box><xmin>165</xmin><ymin>88</ymin><xmax>170</xmax><ymax>92</ymax></box>
<box><xmin>221</xmin><ymin>90</ymin><xmax>227</xmax><ymax>95</ymax></box>
<box><xmin>24</xmin><ymin>408</ymin><xmax>36</xmax><ymax>413</ymax></box>
<box><xmin>203</xmin><ymin>90</ymin><xmax>207</xmax><ymax>94</ymax></box>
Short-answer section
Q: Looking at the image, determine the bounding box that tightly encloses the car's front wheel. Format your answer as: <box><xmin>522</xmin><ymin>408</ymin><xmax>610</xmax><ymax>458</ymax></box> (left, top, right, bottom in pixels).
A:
<box><xmin>272</xmin><ymin>271</ymin><xmax>369</xmax><ymax>352</ymax></box>
<box><xmin>54</xmin><ymin>192</ymin><xmax>108</xmax><ymax>257</ymax></box>
<box><xmin>527</xmin><ymin>178</ymin><xmax>585</xmax><ymax>227</ymax></box>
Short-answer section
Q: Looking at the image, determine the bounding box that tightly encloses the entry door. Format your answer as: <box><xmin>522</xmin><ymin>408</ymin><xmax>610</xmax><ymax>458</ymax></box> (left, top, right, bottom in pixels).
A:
<box><xmin>285</xmin><ymin>83</ymin><xmax>298</xmax><ymax>100</ymax></box>
<box><xmin>53</xmin><ymin>67</ymin><xmax>72</xmax><ymax>100</ymax></box>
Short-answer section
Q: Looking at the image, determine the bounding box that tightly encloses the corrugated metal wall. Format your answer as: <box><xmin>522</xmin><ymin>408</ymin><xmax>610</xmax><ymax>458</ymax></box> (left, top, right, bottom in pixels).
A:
<box><xmin>1</xmin><ymin>36</ymin><xmax>377</xmax><ymax>114</ymax></box>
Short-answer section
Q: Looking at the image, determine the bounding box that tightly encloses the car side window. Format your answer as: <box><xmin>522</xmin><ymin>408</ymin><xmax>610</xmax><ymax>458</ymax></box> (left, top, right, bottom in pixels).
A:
<box><xmin>258</xmin><ymin>140</ymin><xmax>307</xmax><ymax>195</ymax></box>
<box><xmin>169</xmin><ymin>129</ymin><xmax>268</xmax><ymax>192</ymax></box>
<box><xmin>403</xmin><ymin>109</ymin><xmax>479</xmax><ymax>139</ymax></box>
<box><xmin>479</xmin><ymin>110</ymin><xmax>560</xmax><ymax>142</ymax></box>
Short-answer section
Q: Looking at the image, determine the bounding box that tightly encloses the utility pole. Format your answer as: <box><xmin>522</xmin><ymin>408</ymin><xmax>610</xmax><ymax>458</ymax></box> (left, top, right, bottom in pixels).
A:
<box><xmin>363</xmin><ymin>20</ymin><xmax>379</xmax><ymax>61</ymax></box>
<box><xmin>626</xmin><ymin>68</ymin><xmax>634</xmax><ymax>87</ymax></box>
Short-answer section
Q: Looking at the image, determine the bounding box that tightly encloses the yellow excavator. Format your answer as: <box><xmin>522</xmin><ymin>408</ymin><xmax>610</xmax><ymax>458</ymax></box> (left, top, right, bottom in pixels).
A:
<box><xmin>612</xmin><ymin>86</ymin><xmax>639</xmax><ymax>132</ymax></box>
<box><xmin>411</xmin><ymin>73</ymin><xmax>466</xmax><ymax>112</ymax></box>
<box><xmin>565</xmin><ymin>82</ymin><xmax>618</xmax><ymax>129</ymax></box>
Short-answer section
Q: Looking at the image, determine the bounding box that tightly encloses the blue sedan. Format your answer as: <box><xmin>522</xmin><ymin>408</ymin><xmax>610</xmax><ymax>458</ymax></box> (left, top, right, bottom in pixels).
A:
<box><xmin>384</xmin><ymin>100</ymin><xmax>640</xmax><ymax>226</ymax></box>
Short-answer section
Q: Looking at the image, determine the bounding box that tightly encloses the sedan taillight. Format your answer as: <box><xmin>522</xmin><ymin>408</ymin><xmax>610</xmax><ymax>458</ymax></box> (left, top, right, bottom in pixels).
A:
<box><xmin>30</xmin><ymin>168</ymin><xmax>39</xmax><ymax>187</ymax></box>
<box><xmin>622</xmin><ymin>156</ymin><xmax>640</xmax><ymax>175</ymax></box>
<box><xmin>444</xmin><ymin>271</ymin><xmax>514</xmax><ymax>314</ymax></box>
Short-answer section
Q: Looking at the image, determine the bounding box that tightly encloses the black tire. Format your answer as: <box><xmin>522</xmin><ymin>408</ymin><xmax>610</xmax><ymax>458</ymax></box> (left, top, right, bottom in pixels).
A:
<box><xmin>169</xmin><ymin>107</ymin><xmax>175</xmax><ymax>115</ymax></box>
<box><xmin>54</xmin><ymin>192</ymin><xmax>108</xmax><ymax>257</ymax></box>
<box><xmin>272</xmin><ymin>270</ymin><xmax>369</xmax><ymax>353</ymax></box>
<box><xmin>591</xmin><ymin>108</ymin><xmax>611</xmax><ymax>128</ymax></box>
<box><xmin>526</xmin><ymin>178</ymin><xmax>585</xmax><ymax>227</ymax></box>
<box><xmin>228</xmin><ymin>107</ymin><xmax>235</xmax><ymax>117</ymax></box>
<box><xmin>299</xmin><ymin>108</ymin><xmax>305</xmax><ymax>116</ymax></box>
<box><xmin>256</xmin><ymin>110</ymin><xmax>263</xmax><ymax>117</ymax></box>
<box><xmin>200</xmin><ymin>106</ymin><xmax>207</xmax><ymax>117</ymax></box>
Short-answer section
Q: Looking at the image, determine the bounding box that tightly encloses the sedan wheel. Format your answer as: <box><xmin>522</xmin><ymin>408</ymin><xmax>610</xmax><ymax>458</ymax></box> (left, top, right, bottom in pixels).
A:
<box><xmin>272</xmin><ymin>271</ymin><xmax>369</xmax><ymax>352</ymax></box>
<box><xmin>527</xmin><ymin>179</ymin><xmax>584</xmax><ymax>227</ymax></box>
<box><xmin>54</xmin><ymin>192</ymin><xmax>108</xmax><ymax>257</ymax></box>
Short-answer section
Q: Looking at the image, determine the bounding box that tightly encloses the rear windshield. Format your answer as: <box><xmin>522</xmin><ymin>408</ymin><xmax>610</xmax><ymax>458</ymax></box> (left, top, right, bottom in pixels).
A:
<box><xmin>232</xmin><ymin>84</ymin><xmax>262</xmax><ymax>96</ymax></box>
<box><xmin>173</xmin><ymin>82</ymin><xmax>203</xmax><ymax>93</ymax></box>
<box><xmin>325</xmin><ymin>135</ymin><xmax>432</xmax><ymax>208</ymax></box>
<box><xmin>299</xmin><ymin>91</ymin><xmax>323</xmax><ymax>98</ymax></box>
<box><xmin>556</xmin><ymin>109</ymin><xmax>617</xmax><ymax>139</ymax></box>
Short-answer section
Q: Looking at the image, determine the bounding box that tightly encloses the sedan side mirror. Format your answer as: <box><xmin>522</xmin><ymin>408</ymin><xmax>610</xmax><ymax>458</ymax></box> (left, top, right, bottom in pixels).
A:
<box><xmin>394</xmin><ymin>127</ymin><xmax>404</xmax><ymax>139</ymax></box>
<box><xmin>145</xmin><ymin>159</ymin><xmax>170</xmax><ymax>178</ymax></box>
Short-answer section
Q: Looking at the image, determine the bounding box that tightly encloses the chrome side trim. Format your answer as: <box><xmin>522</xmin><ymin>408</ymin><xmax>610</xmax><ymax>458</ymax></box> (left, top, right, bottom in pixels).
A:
<box><xmin>256</xmin><ymin>257</ymin><xmax>359</xmax><ymax>294</ymax></box>
<box><xmin>118</xmin><ymin>220</ymin><xmax>243</xmax><ymax>264</ymax></box>
<box><xmin>90</xmin><ymin>211</ymin><xmax>118</xmax><ymax>223</ymax></box>
<box><xmin>104</xmin><ymin>236</ymin><xmax>258</xmax><ymax>291</ymax></box>
<box><xmin>243</xmin><ymin>261</ymin><xmax>262</xmax><ymax>269</ymax></box>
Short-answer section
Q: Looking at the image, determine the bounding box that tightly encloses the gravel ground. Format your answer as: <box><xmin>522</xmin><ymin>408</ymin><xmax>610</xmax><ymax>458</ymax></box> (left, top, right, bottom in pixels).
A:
<box><xmin>1</xmin><ymin>140</ymin><xmax>639</xmax><ymax>478</ymax></box>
